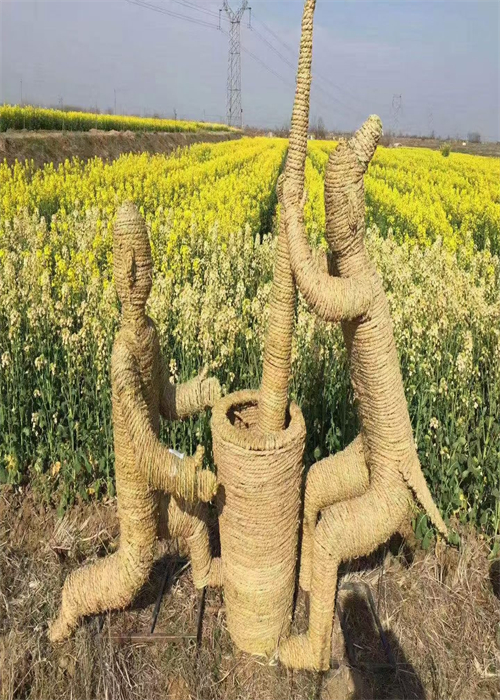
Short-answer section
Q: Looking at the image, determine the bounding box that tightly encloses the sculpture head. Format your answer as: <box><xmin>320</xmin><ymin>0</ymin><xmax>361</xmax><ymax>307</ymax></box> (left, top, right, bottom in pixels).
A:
<box><xmin>324</xmin><ymin>115</ymin><xmax>382</xmax><ymax>260</ymax></box>
<box><xmin>113</xmin><ymin>201</ymin><xmax>153</xmax><ymax>319</ymax></box>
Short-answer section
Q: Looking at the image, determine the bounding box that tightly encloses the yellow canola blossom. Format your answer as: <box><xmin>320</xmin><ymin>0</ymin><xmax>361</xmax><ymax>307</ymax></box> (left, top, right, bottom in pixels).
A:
<box><xmin>0</xmin><ymin>136</ymin><xmax>499</xmax><ymax>538</ymax></box>
<box><xmin>308</xmin><ymin>141</ymin><xmax>500</xmax><ymax>256</ymax></box>
<box><xmin>0</xmin><ymin>138</ymin><xmax>286</xmax><ymax>293</ymax></box>
<box><xmin>0</xmin><ymin>104</ymin><xmax>237</xmax><ymax>133</ymax></box>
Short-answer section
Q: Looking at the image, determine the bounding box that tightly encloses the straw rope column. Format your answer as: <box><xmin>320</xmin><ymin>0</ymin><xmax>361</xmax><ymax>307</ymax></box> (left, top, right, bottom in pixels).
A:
<box><xmin>210</xmin><ymin>0</ymin><xmax>316</xmax><ymax>654</ymax></box>
<box><xmin>257</xmin><ymin>0</ymin><xmax>316</xmax><ymax>433</ymax></box>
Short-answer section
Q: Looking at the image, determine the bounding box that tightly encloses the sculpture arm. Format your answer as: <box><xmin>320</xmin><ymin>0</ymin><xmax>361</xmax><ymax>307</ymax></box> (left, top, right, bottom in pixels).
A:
<box><xmin>160</xmin><ymin>365</ymin><xmax>221</xmax><ymax>421</ymax></box>
<box><xmin>284</xmin><ymin>199</ymin><xmax>372</xmax><ymax>322</ymax></box>
<box><xmin>112</xmin><ymin>344</ymin><xmax>216</xmax><ymax>502</ymax></box>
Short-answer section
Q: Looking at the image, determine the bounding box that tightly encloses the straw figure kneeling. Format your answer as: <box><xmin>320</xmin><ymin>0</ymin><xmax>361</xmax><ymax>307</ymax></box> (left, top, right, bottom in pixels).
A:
<box><xmin>278</xmin><ymin>116</ymin><xmax>449</xmax><ymax>671</ymax></box>
<box><xmin>49</xmin><ymin>202</ymin><xmax>221</xmax><ymax>642</ymax></box>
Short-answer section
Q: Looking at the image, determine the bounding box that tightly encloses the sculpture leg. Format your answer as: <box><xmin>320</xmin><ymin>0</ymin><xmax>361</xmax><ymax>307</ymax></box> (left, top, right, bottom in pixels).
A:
<box><xmin>300</xmin><ymin>436</ymin><xmax>369</xmax><ymax>592</ymax></box>
<box><xmin>280</xmin><ymin>480</ymin><xmax>411</xmax><ymax>670</ymax></box>
<box><xmin>49</xmin><ymin>476</ymin><xmax>158</xmax><ymax>643</ymax></box>
<box><xmin>49</xmin><ymin>536</ymin><xmax>155</xmax><ymax>642</ymax></box>
<box><xmin>166</xmin><ymin>497</ymin><xmax>222</xmax><ymax>589</ymax></box>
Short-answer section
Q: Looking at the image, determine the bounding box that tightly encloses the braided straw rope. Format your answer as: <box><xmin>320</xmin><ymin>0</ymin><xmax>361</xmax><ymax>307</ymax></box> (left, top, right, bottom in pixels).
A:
<box><xmin>257</xmin><ymin>0</ymin><xmax>316</xmax><ymax>433</ymax></box>
<box><xmin>49</xmin><ymin>203</ymin><xmax>221</xmax><ymax>642</ymax></box>
<box><xmin>279</xmin><ymin>117</ymin><xmax>449</xmax><ymax>671</ymax></box>
<box><xmin>209</xmin><ymin>0</ymin><xmax>315</xmax><ymax>655</ymax></box>
<box><xmin>212</xmin><ymin>391</ymin><xmax>306</xmax><ymax>654</ymax></box>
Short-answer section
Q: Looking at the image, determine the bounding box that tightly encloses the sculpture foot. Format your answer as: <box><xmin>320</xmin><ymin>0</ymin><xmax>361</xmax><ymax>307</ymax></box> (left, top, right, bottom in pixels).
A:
<box><xmin>279</xmin><ymin>633</ymin><xmax>329</xmax><ymax>671</ymax></box>
<box><xmin>48</xmin><ymin>613</ymin><xmax>76</xmax><ymax>643</ymax></box>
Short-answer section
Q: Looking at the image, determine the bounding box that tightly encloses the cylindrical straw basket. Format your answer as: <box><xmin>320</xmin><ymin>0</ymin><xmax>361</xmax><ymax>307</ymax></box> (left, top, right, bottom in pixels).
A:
<box><xmin>211</xmin><ymin>389</ymin><xmax>306</xmax><ymax>655</ymax></box>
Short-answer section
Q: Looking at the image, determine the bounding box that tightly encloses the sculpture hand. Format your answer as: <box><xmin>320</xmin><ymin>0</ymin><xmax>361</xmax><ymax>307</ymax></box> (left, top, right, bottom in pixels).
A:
<box><xmin>175</xmin><ymin>445</ymin><xmax>217</xmax><ymax>503</ymax></box>
<box><xmin>197</xmin><ymin>469</ymin><xmax>218</xmax><ymax>503</ymax></box>
<box><xmin>198</xmin><ymin>367</ymin><xmax>222</xmax><ymax>409</ymax></box>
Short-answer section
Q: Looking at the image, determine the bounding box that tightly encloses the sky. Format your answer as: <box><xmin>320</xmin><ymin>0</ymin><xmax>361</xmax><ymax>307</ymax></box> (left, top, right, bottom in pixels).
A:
<box><xmin>0</xmin><ymin>1</ymin><xmax>498</xmax><ymax>141</ymax></box>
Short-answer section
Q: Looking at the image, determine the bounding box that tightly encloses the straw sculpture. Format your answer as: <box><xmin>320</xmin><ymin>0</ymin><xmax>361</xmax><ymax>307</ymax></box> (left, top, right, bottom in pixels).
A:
<box><xmin>257</xmin><ymin>0</ymin><xmax>316</xmax><ymax>433</ymax></box>
<box><xmin>278</xmin><ymin>117</ymin><xmax>449</xmax><ymax>671</ymax></box>
<box><xmin>212</xmin><ymin>391</ymin><xmax>305</xmax><ymax>654</ymax></box>
<box><xmin>49</xmin><ymin>202</ymin><xmax>221</xmax><ymax>642</ymax></box>
<box><xmin>210</xmin><ymin>0</ymin><xmax>316</xmax><ymax>655</ymax></box>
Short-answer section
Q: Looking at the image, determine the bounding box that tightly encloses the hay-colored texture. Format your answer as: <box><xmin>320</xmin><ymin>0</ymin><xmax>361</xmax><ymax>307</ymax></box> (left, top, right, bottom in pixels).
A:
<box><xmin>209</xmin><ymin>0</ymin><xmax>312</xmax><ymax>654</ymax></box>
<box><xmin>211</xmin><ymin>390</ymin><xmax>306</xmax><ymax>655</ymax></box>
<box><xmin>279</xmin><ymin>117</ymin><xmax>449</xmax><ymax>671</ymax></box>
<box><xmin>49</xmin><ymin>203</ymin><xmax>221</xmax><ymax>642</ymax></box>
<box><xmin>257</xmin><ymin>0</ymin><xmax>316</xmax><ymax>433</ymax></box>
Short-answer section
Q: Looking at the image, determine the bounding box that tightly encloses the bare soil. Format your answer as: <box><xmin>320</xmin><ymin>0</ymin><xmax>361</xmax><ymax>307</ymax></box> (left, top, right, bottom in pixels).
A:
<box><xmin>1</xmin><ymin>486</ymin><xmax>499</xmax><ymax>700</ymax></box>
<box><xmin>0</xmin><ymin>130</ymin><xmax>241</xmax><ymax>169</ymax></box>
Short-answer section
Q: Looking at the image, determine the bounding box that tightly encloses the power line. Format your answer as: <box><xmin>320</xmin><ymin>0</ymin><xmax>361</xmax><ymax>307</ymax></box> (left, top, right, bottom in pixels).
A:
<box><xmin>252</xmin><ymin>14</ymin><xmax>296</xmax><ymax>59</ymax></box>
<box><xmin>229</xmin><ymin>31</ymin><xmax>352</xmax><ymax>128</ymax></box>
<box><xmin>250</xmin><ymin>25</ymin><xmax>297</xmax><ymax>73</ymax></box>
<box><xmin>124</xmin><ymin>0</ymin><xmax>220</xmax><ymax>30</ymax></box>
<box><xmin>249</xmin><ymin>18</ymin><xmax>365</xmax><ymax>122</ymax></box>
<box><xmin>252</xmin><ymin>11</ymin><xmax>370</xmax><ymax>116</ymax></box>
<box><xmin>239</xmin><ymin>41</ymin><xmax>294</xmax><ymax>90</ymax></box>
<box><xmin>169</xmin><ymin>0</ymin><xmax>228</xmax><ymax>22</ymax></box>
<box><xmin>244</xmin><ymin>20</ymin><xmax>359</xmax><ymax>124</ymax></box>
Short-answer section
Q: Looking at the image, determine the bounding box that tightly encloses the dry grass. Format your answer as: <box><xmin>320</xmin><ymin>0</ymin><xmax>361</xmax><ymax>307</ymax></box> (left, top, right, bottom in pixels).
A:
<box><xmin>1</xmin><ymin>486</ymin><xmax>499</xmax><ymax>700</ymax></box>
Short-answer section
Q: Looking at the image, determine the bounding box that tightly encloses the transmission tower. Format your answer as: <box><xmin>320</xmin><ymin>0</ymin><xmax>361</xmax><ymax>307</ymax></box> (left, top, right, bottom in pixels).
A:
<box><xmin>220</xmin><ymin>1</ymin><xmax>251</xmax><ymax>128</ymax></box>
<box><xmin>391</xmin><ymin>94</ymin><xmax>402</xmax><ymax>135</ymax></box>
<box><xmin>427</xmin><ymin>110</ymin><xmax>434</xmax><ymax>138</ymax></box>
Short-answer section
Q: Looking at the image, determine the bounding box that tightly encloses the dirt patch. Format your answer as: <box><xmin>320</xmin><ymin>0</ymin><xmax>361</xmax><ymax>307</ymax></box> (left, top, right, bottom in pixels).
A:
<box><xmin>1</xmin><ymin>486</ymin><xmax>499</xmax><ymax>700</ymax></box>
<box><xmin>0</xmin><ymin>130</ymin><xmax>241</xmax><ymax>169</ymax></box>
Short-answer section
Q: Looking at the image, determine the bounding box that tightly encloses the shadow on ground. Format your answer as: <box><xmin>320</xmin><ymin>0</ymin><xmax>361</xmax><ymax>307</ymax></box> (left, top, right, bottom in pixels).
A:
<box><xmin>490</xmin><ymin>559</ymin><xmax>500</xmax><ymax>599</ymax></box>
<box><xmin>332</xmin><ymin>590</ymin><xmax>426</xmax><ymax>700</ymax></box>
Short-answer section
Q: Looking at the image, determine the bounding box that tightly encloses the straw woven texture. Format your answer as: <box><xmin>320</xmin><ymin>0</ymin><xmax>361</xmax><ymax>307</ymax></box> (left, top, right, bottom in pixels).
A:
<box><xmin>207</xmin><ymin>0</ymin><xmax>312</xmax><ymax>656</ymax></box>
<box><xmin>49</xmin><ymin>203</ymin><xmax>220</xmax><ymax>642</ymax></box>
<box><xmin>279</xmin><ymin>118</ymin><xmax>449</xmax><ymax>671</ymax></box>
<box><xmin>257</xmin><ymin>0</ymin><xmax>316</xmax><ymax>433</ymax></box>
<box><xmin>211</xmin><ymin>390</ymin><xmax>306</xmax><ymax>654</ymax></box>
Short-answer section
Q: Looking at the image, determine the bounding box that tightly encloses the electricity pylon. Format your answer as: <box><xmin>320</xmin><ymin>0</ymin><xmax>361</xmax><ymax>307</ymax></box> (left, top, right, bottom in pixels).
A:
<box><xmin>221</xmin><ymin>1</ymin><xmax>251</xmax><ymax>128</ymax></box>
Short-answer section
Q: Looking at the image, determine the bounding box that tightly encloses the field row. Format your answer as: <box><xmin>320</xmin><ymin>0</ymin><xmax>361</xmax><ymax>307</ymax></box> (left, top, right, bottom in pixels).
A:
<box><xmin>0</xmin><ymin>137</ymin><xmax>499</xmax><ymax>538</ymax></box>
<box><xmin>309</xmin><ymin>141</ymin><xmax>500</xmax><ymax>256</ymax></box>
<box><xmin>3</xmin><ymin>136</ymin><xmax>498</xmax><ymax>259</ymax></box>
<box><xmin>0</xmin><ymin>104</ymin><xmax>236</xmax><ymax>134</ymax></box>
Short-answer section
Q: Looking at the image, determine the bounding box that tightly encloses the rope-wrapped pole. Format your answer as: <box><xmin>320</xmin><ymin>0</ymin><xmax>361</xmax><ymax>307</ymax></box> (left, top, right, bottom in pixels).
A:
<box><xmin>211</xmin><ymin>0</ymin><xmax>314</xmax><ymax>653</ymax></box>
<box><xmin>257</xmin><ymin>0</ymin><xmax>316</xmax><ymax>433</ymax></box>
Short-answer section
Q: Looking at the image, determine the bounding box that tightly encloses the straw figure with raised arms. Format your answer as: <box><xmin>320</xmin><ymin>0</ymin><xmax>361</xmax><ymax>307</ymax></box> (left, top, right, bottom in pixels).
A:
<box><xmin>278</xmin><ymin>115</ymin><xmax>449</xmax><ymax>671</ymax></box>
<box><xmin>49</xmin><ymin>202</ymin><xmax>222</xmax><ymax>642</ymax></box>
